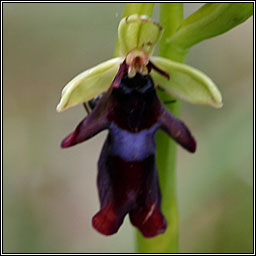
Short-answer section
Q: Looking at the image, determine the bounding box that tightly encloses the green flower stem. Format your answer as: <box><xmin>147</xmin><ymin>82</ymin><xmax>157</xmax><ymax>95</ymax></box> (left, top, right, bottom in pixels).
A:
<box><xmin>136</xmin><ymin>3</ymin><xmax>184</xmax><ymax>253</ymax></box>
<box><xmin>113</xmin><ymin>3</ymin><xmax>155</xmax><ymax>57</ymax></box>
<box><xmin>121</xmin><ymin>3</ymin><xmax>155</xmax><ymax>18</ymax></box>
<box><xmin>158</xmin><ymin>3</ymin><xmax>186</xmax><ymax>63</ymax></box>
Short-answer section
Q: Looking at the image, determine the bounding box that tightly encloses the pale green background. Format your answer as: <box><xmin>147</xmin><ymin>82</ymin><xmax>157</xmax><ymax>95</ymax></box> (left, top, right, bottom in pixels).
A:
<box><xmin>3</xmin><ymin>3</ymin><xmax>253</xmax><ymax>253</ymax></box>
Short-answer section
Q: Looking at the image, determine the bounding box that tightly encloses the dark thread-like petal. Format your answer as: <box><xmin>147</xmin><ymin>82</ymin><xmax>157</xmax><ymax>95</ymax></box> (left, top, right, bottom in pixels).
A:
<box><xmin>148</xmin><ymin>61</ymin><xmax>170</xmax><ymax>80</ymax></box>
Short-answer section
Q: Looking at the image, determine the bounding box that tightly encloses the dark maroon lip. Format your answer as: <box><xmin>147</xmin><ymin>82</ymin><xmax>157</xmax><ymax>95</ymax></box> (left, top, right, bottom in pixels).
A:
<box><xmin>61</xmin><ymin>60</ymin><xmax>196</xmax><ymax>237</ymax></box>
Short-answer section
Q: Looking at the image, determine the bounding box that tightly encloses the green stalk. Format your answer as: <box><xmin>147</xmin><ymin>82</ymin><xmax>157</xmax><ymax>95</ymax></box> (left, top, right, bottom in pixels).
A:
<box><xmin>136</xmin><ymin>4</ymin><xmax>184</xmax><ymax>253</ymax></box>
<box><xmin>158</xmin><ymin>3</ymin><xmax>185</xmax><ymax>62</ymax></box>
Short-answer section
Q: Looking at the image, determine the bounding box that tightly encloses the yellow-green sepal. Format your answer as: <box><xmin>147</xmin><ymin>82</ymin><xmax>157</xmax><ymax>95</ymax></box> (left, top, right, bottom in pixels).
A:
<box><xmin>151</xmin><ymin>56</ymin><xmax>223</xmax><ymax>108</ymax></box>
<box><xmin>56</xmin><ymin>57</ymin><xmax>123</xmax><ymax>112</ymax></box>
<box><xmin>118</xmin><ymin>14</ymin><xmax>163</xmax><ymax>56</ymax></box>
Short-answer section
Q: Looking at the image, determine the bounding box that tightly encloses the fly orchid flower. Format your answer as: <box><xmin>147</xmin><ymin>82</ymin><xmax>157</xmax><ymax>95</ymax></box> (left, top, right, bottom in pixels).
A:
<box><xmin>57</xmin><ymin>15</ymin><xmax>222</xmax><ymax>237</ymax></box>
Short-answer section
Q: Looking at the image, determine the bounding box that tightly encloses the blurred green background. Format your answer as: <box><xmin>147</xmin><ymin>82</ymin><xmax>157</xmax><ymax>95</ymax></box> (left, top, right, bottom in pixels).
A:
<box><xmin>3</xmin><ymin>3</ymin><xmax>253</xmax><ymax>253</ymax></box>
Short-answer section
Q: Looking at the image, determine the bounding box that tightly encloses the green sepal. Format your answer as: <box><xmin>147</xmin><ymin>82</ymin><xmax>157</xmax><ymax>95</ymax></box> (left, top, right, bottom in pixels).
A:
<box><xmin>118</xmin><ymin>14</ymin><xmax>163</xmax><ymax>56</ymax></box>
<box><xmin>56</xmin><ymin>57</ymin><xmax>123</xmax><ymax>112</ymax></box>
<box><xmin>151</xmin><ymin>56</ymin><xmax>223</xmax><ymax>108</ymax></box>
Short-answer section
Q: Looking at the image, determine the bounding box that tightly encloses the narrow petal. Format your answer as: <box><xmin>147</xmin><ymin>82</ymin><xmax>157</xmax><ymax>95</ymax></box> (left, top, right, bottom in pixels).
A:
<box><xmin>147</xmin><ymin>60</ymin><xmax>170</xmax><ymax>80</ymax></box>
<box><xmin>151</xmin><ymin>56</ymin><xmax>223</xmax><ymax>108</ymax></box>
<box><xmin>56</xmin><ymin>57</ymin><xmax>123</xmax><ymax>112</ymax></box>
<box><xmin>158</xmin><ymin>105</ymin><xmax>196</xmax><ymax>153</ymax></box>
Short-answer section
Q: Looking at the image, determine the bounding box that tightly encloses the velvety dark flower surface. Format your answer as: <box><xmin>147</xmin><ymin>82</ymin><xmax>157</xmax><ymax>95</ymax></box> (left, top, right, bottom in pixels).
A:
<box><xmin>61</xmin><ymin>61</ymin><xmax>196</xmax><ymax>237</ymax></box>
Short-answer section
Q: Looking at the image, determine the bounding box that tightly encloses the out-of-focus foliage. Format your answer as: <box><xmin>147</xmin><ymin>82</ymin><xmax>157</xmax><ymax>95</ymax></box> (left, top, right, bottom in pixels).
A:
<box><xmin>3</xmin><ymin>3</ymin><xmax>253</xmax><ymax>253</ymax></box>
<box><xmin>167</xmin><ymin>3</ymin><xmax>253</xmax><ymax>54</ymax></box>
